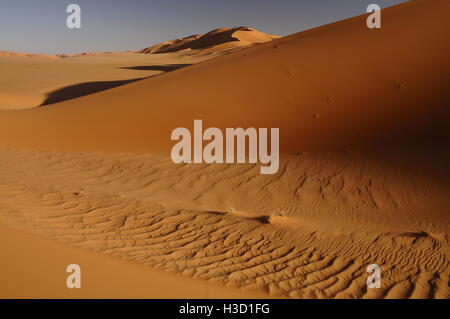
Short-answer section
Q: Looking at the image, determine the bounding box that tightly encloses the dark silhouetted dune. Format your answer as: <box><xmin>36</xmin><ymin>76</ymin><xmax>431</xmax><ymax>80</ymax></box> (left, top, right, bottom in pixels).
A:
<box><xmin>138</xmin><ymin>26</ymin><xmax>280</xmax><ymax>54</ymax></box>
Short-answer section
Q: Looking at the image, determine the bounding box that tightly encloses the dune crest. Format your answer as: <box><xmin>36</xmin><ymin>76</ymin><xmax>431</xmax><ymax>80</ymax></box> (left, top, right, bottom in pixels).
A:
<box><xmin>0</xmin><ymin>0</ymin><xmax>448</xmax><ymax>299</ymax></box>
<box><xmin>138</xmin><ymin>26</ymin><xmax>279</xmax><ymax>55</ymax></box>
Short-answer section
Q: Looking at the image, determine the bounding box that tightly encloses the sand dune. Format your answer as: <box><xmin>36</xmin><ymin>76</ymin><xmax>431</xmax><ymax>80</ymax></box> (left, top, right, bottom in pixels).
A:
<box><xmin>0</xmin><ymin>0</ymin><xmax>448</xmax><ymax>299</ymax></box>
<box><xmin>138</xmin><ymin>26</ymin><xmax>279</xmax><ymax>55</ymax></box>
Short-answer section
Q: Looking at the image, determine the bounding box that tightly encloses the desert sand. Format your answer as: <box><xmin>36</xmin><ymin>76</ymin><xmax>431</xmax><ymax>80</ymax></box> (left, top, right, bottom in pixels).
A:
<box><xmin>0</xmin><ymin>225</ymin><xmax>267</xmax><ymax>298</ymax></box>
<box><xmin>0</xmin><ymin>52</ymin><xmax>206</xmax><ymax>110</ymax></box>
<box><xmin>0</xmin><ymin>0</ymin><xmax>448</xmax><ymax>299</ymax></box>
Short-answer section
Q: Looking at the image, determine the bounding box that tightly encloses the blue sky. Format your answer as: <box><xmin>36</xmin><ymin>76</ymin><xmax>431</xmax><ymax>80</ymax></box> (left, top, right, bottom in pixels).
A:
<box><xmin>0</xmin><ymin>0</ymin><xmax>408</xmax><ymax>54</ymax></box>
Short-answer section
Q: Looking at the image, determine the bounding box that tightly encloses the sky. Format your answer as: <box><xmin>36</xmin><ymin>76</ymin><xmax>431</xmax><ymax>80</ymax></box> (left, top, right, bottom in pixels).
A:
<box><xmin>0</xmin><ymin>0</ymin><xmax>408</xmax><ymax>54</ymax></box>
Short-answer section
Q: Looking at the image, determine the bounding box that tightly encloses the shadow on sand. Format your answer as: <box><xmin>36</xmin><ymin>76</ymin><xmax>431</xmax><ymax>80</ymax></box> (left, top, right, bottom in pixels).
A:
<box><xmin>40</xmin><ymin>64</ymin><xmax>192</xmax><ymax>107</ymax></box>
<box><xmin>39</xmin><ymin>78</ymin><xmax>144</xmax><ymax>106</ymax></box>
<box><xmin>118</xmin><ymin>64</ymin><xmax>191</xmax><ymax>72</ymax></box>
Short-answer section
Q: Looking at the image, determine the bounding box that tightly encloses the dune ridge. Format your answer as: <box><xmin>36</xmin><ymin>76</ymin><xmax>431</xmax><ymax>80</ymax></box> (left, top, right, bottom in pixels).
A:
<box><xmin>0</xmin><ymin>26</ymin><xmax>275</xmax><ymax>59</ymax></box>
<box><xmin>137</xmin><ymin>26</ymin><xmax>279</xmax><ymax>55</ymax></box>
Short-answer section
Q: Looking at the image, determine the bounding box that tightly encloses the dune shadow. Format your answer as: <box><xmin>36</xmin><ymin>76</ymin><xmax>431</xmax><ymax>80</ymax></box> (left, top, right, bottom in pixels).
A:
<box><xmin>402</xmin><ymin>231</ymin><xmax>429</xmax><ymax>238</ymax></box>
<box><xmin>40</xmin><ymin>78</ymin><xmax>145</xmax><ymax>106</ymax></box>
<box><xmin>39</xmin><ymin>64</ymin><xmax>192</xmax><ymax>107</ymax></box>
<box><xmin>252</xmin><ymin>215</ymin><xmax>272</xmax><ymax>224</ymax></box>
<box><xmin>119</xmin><ymin>64</ymin><xmax>191</xmax><ymax>72</ymax></box>
<box><xmin>40</xmin><ymin>64</ymin><xmax>192</xmax><ymax>107</ymax></box>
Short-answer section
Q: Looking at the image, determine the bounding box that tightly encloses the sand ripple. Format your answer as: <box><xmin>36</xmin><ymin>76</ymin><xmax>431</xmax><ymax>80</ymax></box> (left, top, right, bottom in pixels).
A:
<box><xmin>0</xmin><ymin>149</ymin><xmax>448</xmax><ymax>299</ymax></box>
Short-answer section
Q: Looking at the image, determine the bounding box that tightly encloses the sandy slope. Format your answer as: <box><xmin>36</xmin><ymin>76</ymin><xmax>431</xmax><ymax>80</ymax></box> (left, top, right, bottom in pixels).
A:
<box><xmin>0</xmin><ymin>0</ymin><xmax>448</xmax><ymax>299</ymax></box>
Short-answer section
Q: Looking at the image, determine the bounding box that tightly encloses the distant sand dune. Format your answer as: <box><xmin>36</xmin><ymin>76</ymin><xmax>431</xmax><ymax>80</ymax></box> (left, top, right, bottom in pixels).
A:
<box><xmin>0</xmin><ymin>51</ymin><xmax>63</xmax><ymax>59</ymax></box>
